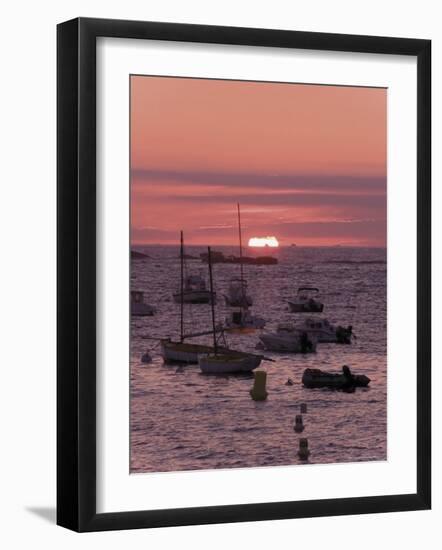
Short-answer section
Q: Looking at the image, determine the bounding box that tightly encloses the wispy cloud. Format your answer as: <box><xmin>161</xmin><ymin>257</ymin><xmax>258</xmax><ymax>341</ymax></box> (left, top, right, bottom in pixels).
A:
<box><xmin>131</xmin><ymin>168</ymin><xmax>386</xmax><ymax>195</ymax></box>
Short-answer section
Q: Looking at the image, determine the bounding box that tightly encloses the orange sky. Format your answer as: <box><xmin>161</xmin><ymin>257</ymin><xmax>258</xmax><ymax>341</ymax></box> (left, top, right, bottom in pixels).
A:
<box><xmin>130</xmin><ymin>76</ymin><xmax>386</xmax><ymax>246</ymax></box>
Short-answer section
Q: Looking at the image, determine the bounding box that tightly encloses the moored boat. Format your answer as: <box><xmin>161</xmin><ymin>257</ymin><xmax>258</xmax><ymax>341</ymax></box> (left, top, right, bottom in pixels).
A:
<box><xmin>297</xmin><ymin>317</ymin><xmax>353</xmax><ymax>344</ymax></box>
<box><xmin>173</xmin><ymin>274</ymin><xmax>216</xmax><ymax>304</ymax></box>
<box><xmin>225</xmin><ymin>307</ymin><xmax>266</xmax><ymax>330</ymax></box>
<box><xmin>199</xmin><ymin>352</ymin><xmax>263</xmax><ymax>374</ymax></box>
<box><xmin>288</xmin><ymin>287</ymin><xmax>324</xmax><ymax>313</ymax></box>
<box><xmin>172</xmin><ymin>232</ymin><xmax>216</xmax><ymax>304</ymax></box>
<box><xmin>224</xmin><ymin>277</ymin><xmax>253</xmax><ymax>307</ymax></box>
<box><xmin>259</xmin><ymin>324</ymin><xmax>317</xmax><ymax>353</ymax></box>
<box><xmin>131</xmin><ymin>290</ymin><xmax>156</xmax><ymax>316</ymax></box>
<box><xmin>198</xmin><ymin>245</ymin><xmax>265</xmax><ymax>374</ymax></box>
<box><xmin>161</xmin><ymin>338</ymin><xmax>232</xmax><ymax>364</ymax></box>
<box><xmin>222</xmin><ymin>204</ymin><xmax>266</xmax><ymax>330</ymax></box>
<box><xmin>162</xmin><ymin>232</ymin><xmax>219</xmax><ymax>363</ymax></box>
<box><xmin>302</xmin><ymin>366</ymin><xmax>370</xmax><ymax>389</ymax></box>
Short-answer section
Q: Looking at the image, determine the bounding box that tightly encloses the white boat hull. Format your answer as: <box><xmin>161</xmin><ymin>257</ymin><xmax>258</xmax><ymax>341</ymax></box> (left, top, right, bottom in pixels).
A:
<box><xmin>297</xmin><ymin>319</ymin><xmax>352</xmax><ymax>344</ymax></box>
<box><xmin>173</xmin><ymin>290</ymin><xmax>216</xmax><ymax>304</ymax></box>
<box><xmin>161</xmin><ymin>340</ymin><xmax>238</xmax><ymax>364</ymax></box>
<box><xmin>259</xmin><ymin>333</ymin><xmax>317</xmax><ymax>353</ymax></box>
<box><xmin>199</xmin><ymin>354</ymin><xmax>262</xmax><ymax>374</ymax></box>
<box><xmin>161</xmin><ymin>340</ymin><xmax>212</xmax><ymax>363</ymax></box>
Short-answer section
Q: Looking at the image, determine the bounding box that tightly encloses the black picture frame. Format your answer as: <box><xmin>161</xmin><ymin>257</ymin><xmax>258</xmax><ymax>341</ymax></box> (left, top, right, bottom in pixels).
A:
<box><xmin>57</xmin><ymin>17</ymin><xmax>431</xmax><ymax>532</ymax></box>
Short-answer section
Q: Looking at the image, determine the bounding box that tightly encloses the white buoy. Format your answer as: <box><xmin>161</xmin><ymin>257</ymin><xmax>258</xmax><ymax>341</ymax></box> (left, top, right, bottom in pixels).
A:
<box><xmin>294</xmin><ymin>414</ymin><xmax>305</xmax><ymax>433</ymax></box>
<box><xmin>298</xmin><ymin>438</ymin><xmax>310</xmax><ymax>460</ymax></box>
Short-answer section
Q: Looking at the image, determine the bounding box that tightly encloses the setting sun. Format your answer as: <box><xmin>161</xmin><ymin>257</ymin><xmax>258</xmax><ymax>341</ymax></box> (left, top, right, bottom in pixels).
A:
<box><xmin>248</xmin><ymin>236</ymin><xmax>279</xmax><ymax>248</ymax></box>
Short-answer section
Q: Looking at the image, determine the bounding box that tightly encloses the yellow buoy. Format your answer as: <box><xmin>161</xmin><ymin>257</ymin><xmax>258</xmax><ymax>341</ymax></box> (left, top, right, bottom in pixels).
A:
<box><xmin>250</xmin><ymin>370</ymin><xmax>268</xmax><ymax>401</ymax></box>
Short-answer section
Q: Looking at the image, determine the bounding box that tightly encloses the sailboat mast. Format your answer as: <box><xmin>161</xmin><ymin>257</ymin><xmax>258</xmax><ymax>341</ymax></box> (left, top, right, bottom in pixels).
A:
<box><xmin>207</xmin><ymin>247</ymin><xmax>218</xmax><ymax>354</ymax></box>
<box><xmin>180</xmin><ymin>230</ymin><xmax>184</xmax><ymax>342</ymax></box>
<box><xmin>237</xmin><ymin>203</ymin><xmax>244</xmax><ymax>282</ymax></box>
<box><xmin>237</xmin><ymin>203</ymin><xmax>246</xmax><ymax>308</ymax></box>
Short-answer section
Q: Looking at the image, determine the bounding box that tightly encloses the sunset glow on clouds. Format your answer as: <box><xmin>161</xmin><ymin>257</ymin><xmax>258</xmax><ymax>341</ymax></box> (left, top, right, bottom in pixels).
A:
<box><xmin>131</xmin><ymin>76</ymin><xmax>386</xmax><ymax>246</ymax></box>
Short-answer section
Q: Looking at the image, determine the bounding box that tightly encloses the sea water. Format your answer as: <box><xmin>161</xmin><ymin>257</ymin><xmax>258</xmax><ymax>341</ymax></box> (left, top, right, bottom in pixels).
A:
<box><xmin>130</xmin><ymin>246</ymin><xmax>386</xmax><ymax>473</ymax></box>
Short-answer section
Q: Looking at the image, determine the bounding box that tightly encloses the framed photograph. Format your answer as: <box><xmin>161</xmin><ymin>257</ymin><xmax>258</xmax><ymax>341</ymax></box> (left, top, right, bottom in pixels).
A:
<box><xmin>57</xmin><ymin>17</ymin><xmax>431</xmax><ymax>532</ymax></box>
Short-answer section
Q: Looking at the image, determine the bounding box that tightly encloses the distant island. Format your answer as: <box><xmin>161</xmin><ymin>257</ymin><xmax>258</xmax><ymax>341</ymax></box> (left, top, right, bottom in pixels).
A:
<box><xmin>200</xmin><ymin>250</ymin><xmax>278</xmax><ymax>265</ymax></box>
<box><xmin>131</xmin><ymin>250</ymin><xmax>150</xmax><ymax>260</ymax></box>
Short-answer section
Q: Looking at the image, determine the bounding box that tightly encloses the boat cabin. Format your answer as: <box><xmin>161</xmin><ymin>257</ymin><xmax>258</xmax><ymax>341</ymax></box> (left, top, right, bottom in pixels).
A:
<box><xmin>297</xmin><ymin>287</ymin><xmax>320</xmax><ymax>301</ymax></box>
<box><xmin>303</xmin><ymin>318</ymin><xmax>331</xmax><ymax>330</ymax></box>
<box><xmin>184</xmin><ymin>274</ymin><xmax>207</xmax><ymax>291</ymax></box>
<box><xmin>276</xmin><ymin>323</ymin><xmax>296</xmax><ymax>333</ymax></box>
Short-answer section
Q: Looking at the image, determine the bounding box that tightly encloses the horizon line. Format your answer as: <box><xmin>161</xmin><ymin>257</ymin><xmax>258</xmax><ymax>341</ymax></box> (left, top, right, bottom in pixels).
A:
<box><xmin>131</xmin><ymin>243</ymin><xmax>387</xmax><ymax>249</ymax></box>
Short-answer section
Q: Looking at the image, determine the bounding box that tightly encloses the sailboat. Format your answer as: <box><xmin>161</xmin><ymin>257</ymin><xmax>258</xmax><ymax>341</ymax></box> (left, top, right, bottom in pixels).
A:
<box><xmin>199</xmin><ymin>247</ymin><xmax>265</xmax><ymax>374</ymax></box>
<box><xmin>161</xmin><ymin>232</ymin><xmax>222</xmax><ymax>363</ymax></box>
<box><xmin>224</xmin><ymin>204</ymin><xmax>265</xmax><ymax>330</ymax></box>
<box><xmin>172</xmin><ymin>232</ymin><xmax>216</xmax><ymax>304</ymax></box>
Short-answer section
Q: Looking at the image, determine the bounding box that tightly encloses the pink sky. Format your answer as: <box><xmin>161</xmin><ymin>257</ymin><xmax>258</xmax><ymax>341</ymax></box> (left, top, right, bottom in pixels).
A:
<box><xmin>131</xmin><ymin>76</ymin><xmax>386</xmax><ymax>246</ymax></box>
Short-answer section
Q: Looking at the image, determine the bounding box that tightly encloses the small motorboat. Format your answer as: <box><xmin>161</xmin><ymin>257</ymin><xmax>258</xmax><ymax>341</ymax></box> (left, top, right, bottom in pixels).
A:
<box><xmin>259</xmin><ymin>324</ymin><xmax>317</xmax><ymax>353</ymax></box>
<box><xmin>199</xmin><ymin>351</ymin><xmax>263</xmax><ymax>374</ymax></box>
<box><xmin>173</xmin><ymin>232</ymin><xmax>216</xmax><ymax>304</ymax></box>
<box><xmin>302</xmin><ymin>366</ymin><xmax>370</xmax><ymax>390</ymax></box>
<box><xmin>297</xmin><ymin>318</ymin><xmax>353</xmax><ymax>344</ymax></box>
<box><xmin>225</xmin><ymin>307</ymin><xmax>266</xmax><ymax>330</ymax></box>
<box><xmin>224</xmin><ymin>277</ymin><xmax>253</xmax><ymax>307</ymax></box>
<box><xmin>131</xmin><ymin>290</ymin><xmax>156</xmax><ymax>316</ymax></box>
<box><xmin>173</xmin><ymin>274</ymin><xmax>216</xmax><ymax>304</ymax></box>
<box><xmin>288</xmin><ymin>287</ymin><xmax>324</xmax><ymax>313</ymax></box>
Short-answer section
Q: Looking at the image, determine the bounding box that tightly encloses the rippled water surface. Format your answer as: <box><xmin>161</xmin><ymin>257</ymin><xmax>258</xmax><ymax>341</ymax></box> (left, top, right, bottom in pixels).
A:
<box><xmin>130</xmin><ymin>246</ymin><xmax>386</xmax><ymax>473</ymax></box>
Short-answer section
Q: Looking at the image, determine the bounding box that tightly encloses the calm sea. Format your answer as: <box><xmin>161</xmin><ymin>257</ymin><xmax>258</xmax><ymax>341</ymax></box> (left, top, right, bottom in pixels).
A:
<box><xmin>130</xmin><ymin>246</ymin><xmax>386</xmax><ymax>473</ymax></box>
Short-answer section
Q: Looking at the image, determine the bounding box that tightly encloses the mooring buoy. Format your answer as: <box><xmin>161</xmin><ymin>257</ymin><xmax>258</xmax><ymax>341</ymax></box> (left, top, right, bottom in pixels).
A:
<box><xmin>294</xmin><ymin>414</ymin><xmax>305</xmax><ymax>433</ymax></box>
<box><xmin>250</xmin><ymin>370</ymin><xmax>268</xmax><ymax>401</ymax></box>
<box><xmin>298</xmin><ymin>438</ymin><xmax>310</xmax><ymax>460</ymax></box>
<box><xmin>300</xmin><ymin>402</ymin><xmax>307</xmax><ymax>414</ymax></box>
<box><xmin>141</xmin><ymin>352</ymin><xmax>152</xmax><ymax>363</ymax></box>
